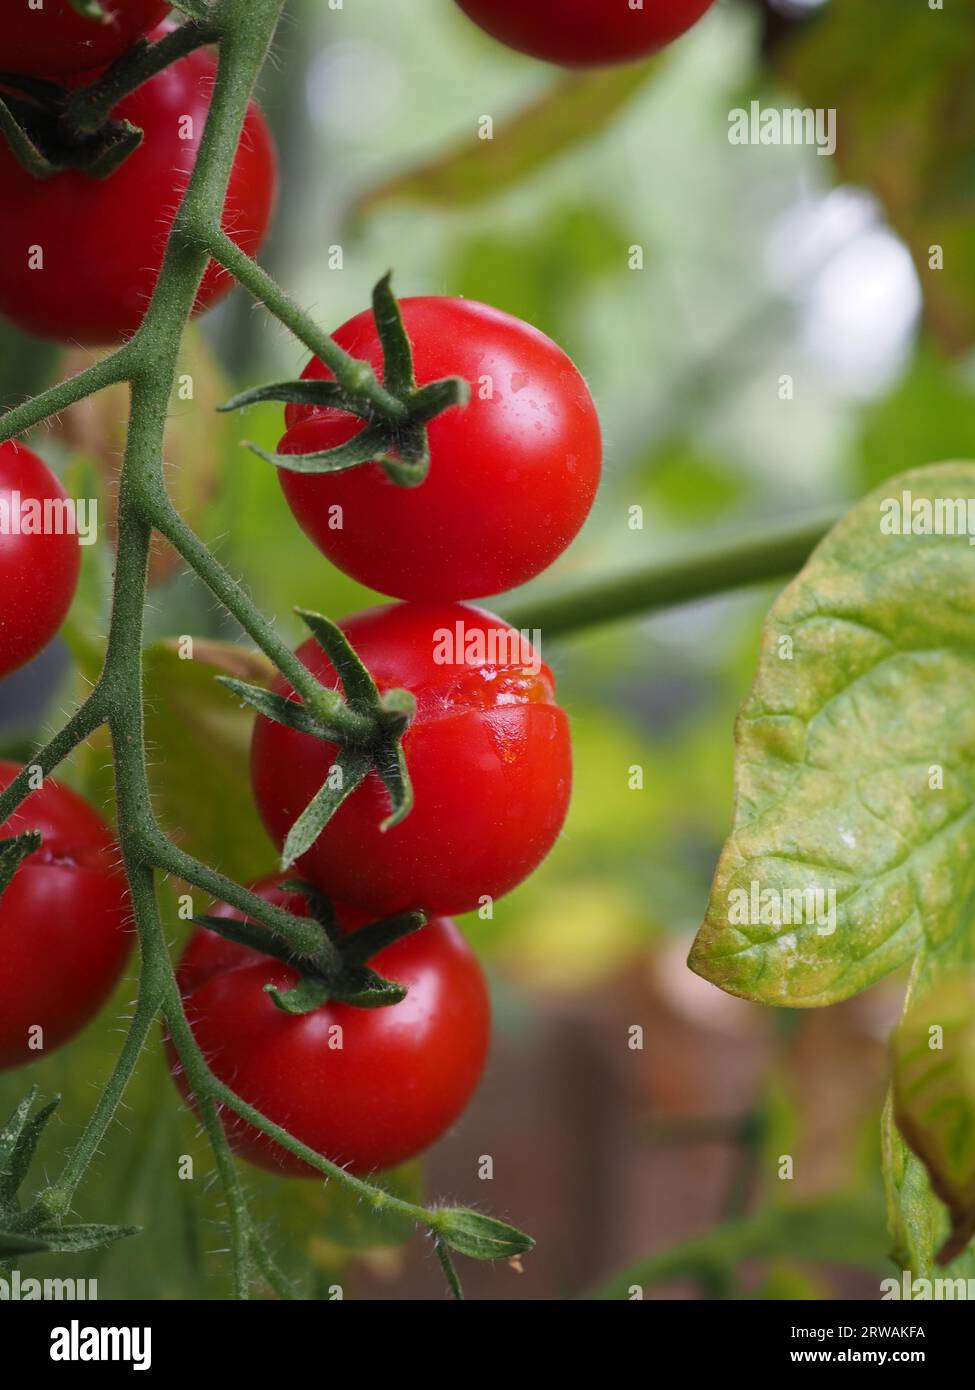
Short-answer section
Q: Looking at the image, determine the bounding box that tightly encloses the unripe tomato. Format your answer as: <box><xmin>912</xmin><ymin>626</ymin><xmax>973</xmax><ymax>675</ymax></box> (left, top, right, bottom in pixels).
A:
<box><xmin>278</xmin><ymin>297</ymin><xmax>602</xmax><ymax>602</ymax></box>
<box><xmin>173</xmin><ymin>878</ymin><xmax>491</xmax><ymax>1176</ymax></box>
<box><xmin>0</xmin><ymin>441</ymin><xmax>81</xmax><ymax>680</ymax></box>
<box><xmin>454</xmin><ymin>0</ymin><xmax>718</xmax><ymax>67</ymax></box>
<box><xmin>251</xmin><ymin>602</ymin><xmax>572</xmax><ymax>917</ymax></box>
<box><xmin>0</xmin><ymin>42</ymin><xmax>277</xmax><ymax>344</ymax></box>
<box><xmin>0</xmin><ymin>761</ymin><xmax>132</xmax><ymax>1070</ymax></box>
<box><xmin>0</xmin><ymin>0</ymin><xmax>169</xmax><ymax>77</ymax></box>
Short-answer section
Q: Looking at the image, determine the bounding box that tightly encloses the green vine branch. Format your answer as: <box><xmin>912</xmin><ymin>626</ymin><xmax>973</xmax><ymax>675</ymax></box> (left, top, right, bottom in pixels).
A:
<box><xmin>0</xmin><ymin>0</ymin><xmax>525</xmax><ymax>1301</ymax></box>
<box><xmin>503</xmin><ymin>508</ymin><xmax>841</xmax><ymax>637</ymax></box>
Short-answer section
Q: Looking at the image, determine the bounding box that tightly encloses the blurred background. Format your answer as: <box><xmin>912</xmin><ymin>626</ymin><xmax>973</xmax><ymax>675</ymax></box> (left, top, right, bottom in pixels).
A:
<box><xmin>1</xmin><ymin>0</ymin><xmax>973</xmax><ymax>1299</ymax></box>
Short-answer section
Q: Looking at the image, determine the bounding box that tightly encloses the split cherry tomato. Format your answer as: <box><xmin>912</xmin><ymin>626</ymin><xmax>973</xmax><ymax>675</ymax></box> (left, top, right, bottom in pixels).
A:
<box><xmin>0</xmin><ymin>761</ymin><xmax>132</xmax><ymax>1070</ymax></box>
<box><xmin>278</xmin><ymin>297</ymin><xmax>601</xmax><ymax>601</ymax></box>
<box><xmin>173</xmin><ymin>877</ymin><xmax>491</xmax><ymax>1176</ymax></box>
<box><xmin>0</xmin><ymin>441</ymin><xmax>81</xmax><ymax>681</ymax></box>
<box><xmin>0</xmin><ymin>39</ymin><xmax>277</xmax><ymax>344</ymax></box>
<box><xmin>454</xmin><ymin>0</ymin><xmax>718</xmax><ymax>67</ymax></box>
<box><xmin>250</xmin><ymin>602</ymin><xmax>572</xmax><ymax>917</ymax></box>
<box><xmin>0</xmin><ymin>0</ymin><xmax>169</xmax><ymax>77</ymax></box>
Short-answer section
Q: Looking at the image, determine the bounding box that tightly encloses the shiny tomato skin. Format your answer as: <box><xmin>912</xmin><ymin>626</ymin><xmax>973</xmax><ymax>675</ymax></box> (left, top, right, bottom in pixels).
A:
<box><xmin>0</xmin><ymin>441</ymin><xmax>81</xmax><ymax>680</ymax></box>
<box><xmin>454</xmin><ymin>0</ymin><xmax>718</xmax><ymax>66</ymax></box>
<box><xmin>173</xmin><ymin>878</ymin><xmax>491</xmax><ymax>1176</ymax></box>
<box><xmin>0</xmin><ymin>0</ymin><xmax>169</xmax><ymax>76</ymax></box>
<box><xmin>279</xmin><ymin>297</ymin><xmax>601</xmax><ymax>601</ymax></box>
<box><xmin>0</xmin><ymin>761</ymin><xmax>132</xmax><ymax>1070</ymax></box>
<box><xmin>250</xmin><ymin>602</ymin><xmax>572</xmax><ymax>917</ymax></box>
<box><xmin>0</xmin><ymin>44</ymin><xmax>277</xmax><ymax>344</ymax></box>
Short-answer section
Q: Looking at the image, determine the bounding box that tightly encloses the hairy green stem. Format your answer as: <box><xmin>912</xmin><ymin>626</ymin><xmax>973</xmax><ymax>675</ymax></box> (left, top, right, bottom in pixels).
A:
<box><xmin>204</xmin><ymin>228</ymin><xmax>409</xmax><ymax>421</ymax></box>
<box><xmin>0</xmin><ymin>0</ymin><xmax>516</xmax><ymax>1302</ymax></box>
<box><xmin>162</xmin><ymin>986</ymin><xmax>434</xmax><ymax>1230</ymax></box>
<box><xmin>149</xmin><ymin>494</ymin><xmax>375</xmax><ymax>742</ymax></box>
<box><xmin>0</xmin><ymin>352</ymin><xmax>132</xmax><ymax>444</ymax></box>
<box><xmin>149</xmin><ymin>832</ymin><xmax>340</xmax><ymax>967</ymax></box>
<box><xmin>0</xmin><ymin>690</ymin><xmax>106</xmax><ymax>824</ymax></box>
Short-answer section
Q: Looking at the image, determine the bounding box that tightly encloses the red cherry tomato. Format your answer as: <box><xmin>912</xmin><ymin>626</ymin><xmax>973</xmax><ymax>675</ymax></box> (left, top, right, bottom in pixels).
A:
<box><xmin>0</xmin><ymin>42</ymin><xmax>277</xmax><ymax>344</ymax></box>
<box><xmin>454</xmin><ymin>0</ymin><xmax>718</xmax><ymax>66</ymax></box>
<box><xmin>278</xmin><ymin>297</ymin><xmax>601</xmax><ymax>601</ymax></box>
<box><xmin>0</xmin><ymin>0</ymin><xmax>169</xmax><ymax>77</ymax></box>
<box><xmin>173</xmin><ymin>877</ymin><xmax>491</xmax><ymax>1176</ymax></box>
<box><xmin>0</xmin><ymin>761</ymin><xmax>132</xmax><ymax>1070</ymax></box>
<box><xmin>251</xmin><ymin>602</ymin><xmax>571</xmax><ymax>917</ymax></box>
<box><xmin>0</xmin><ymin>441</ymin><xmax>80</xmax><ymax>680</ymax></box>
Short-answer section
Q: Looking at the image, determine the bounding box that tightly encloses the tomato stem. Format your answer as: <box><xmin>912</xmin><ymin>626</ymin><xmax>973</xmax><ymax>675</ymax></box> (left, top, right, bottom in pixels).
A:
<box><xmin>0</xmin><ymin>0</ymin><xmax>526</xmax><ymax>1302</ymax></box>
<box><xmin>503</xmin><ymin>507</ymin><xmax>843</xmax><ymax>637</ymax></box>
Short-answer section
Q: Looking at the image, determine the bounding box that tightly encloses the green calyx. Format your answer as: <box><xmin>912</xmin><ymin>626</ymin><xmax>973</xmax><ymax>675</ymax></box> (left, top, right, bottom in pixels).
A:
<box><xmin>220</xmin><ymin>605</ymin><xmax>416</xmax><ymax>873</ymax></box>
<box><xmin>220</xmin><ymin>273</ymin><xmax>470</xmax><ymax>487</ymax></box>
<box><xmin>193</xmin><ymin>879</ymin><xmax>426</xmax><ymax>1015</ymax></box>
<box><xmin>0</xmin><ymin>18</ymin><xmax>218</xmax><ymax>178</ymax></box>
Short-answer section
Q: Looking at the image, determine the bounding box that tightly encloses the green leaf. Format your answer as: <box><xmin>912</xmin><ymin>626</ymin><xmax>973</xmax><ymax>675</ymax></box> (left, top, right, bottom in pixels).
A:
<box><xmin>883</xmin><ymin>1092</ymin><xmax>975</xmax><ymax>1284</ymax></box>
<box><xmin>689</xmin><ymin>462</ymin><xmax>975</xmax><ymax>1006</ymax></box>
<box><xmin>433</xmin><ymin>1208</ymin><xmax>534</xmax><ymax>1261</ymax></box>
<box><xmin>281</xmin><ymin>746</ymin><xmax>372</xmax><ymax>869</ymax></box>
<box><xmin>892</xmin><ymin>973</ymin><xmax>975</xmax><ymax>1264</ymax></box>
<box><xmin>353</xmin><ymin>60</ymin><xmax>661</xmax><ymax>216</ymax></box>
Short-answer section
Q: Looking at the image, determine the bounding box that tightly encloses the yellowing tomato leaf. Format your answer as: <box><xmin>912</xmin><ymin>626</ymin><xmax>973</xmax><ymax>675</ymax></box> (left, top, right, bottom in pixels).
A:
<box><xmin>690</xmin><ymin>462</ymin><xmax>975</xmax><ymax>1006</ymax></box>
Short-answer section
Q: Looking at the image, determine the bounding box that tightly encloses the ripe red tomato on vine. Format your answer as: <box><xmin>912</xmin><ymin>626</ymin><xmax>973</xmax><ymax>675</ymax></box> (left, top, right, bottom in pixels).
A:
<box><xmin>0</xmin><ymin>36</ymin><xmax>277</xmax><ymax>344</ymax></box>
<box><xmin>173</xmin><ymin>878</ymin><xmax>491</xmax><ymax>1176</ymax></box>
<box><xmin>454</xmin><ymin>0</ymin><xmax>719</xmax><ymax>66</ymax></box>
<box><xmin>0</xmin><ymin>441</ymin><xmax>81</xmax><ymax>680</ymax></box>
<box><xmin>279</xmin><ymin>297</ymin><xmax>602</xmax><ymax>601</ymax></box>
<box><xmin>0</xmin><ymin>762</ymin><xmax>132</xmax><ymax>1071</ymax></box>
<box><xmin>0</xmin><ymin>0</ymin><xmax>170</xmax><ymax>77</ymax></box>
<box><xmin>251</xmin><ymin>602</ymin><xmax>572</xmax><ymax>918</ymax></box>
